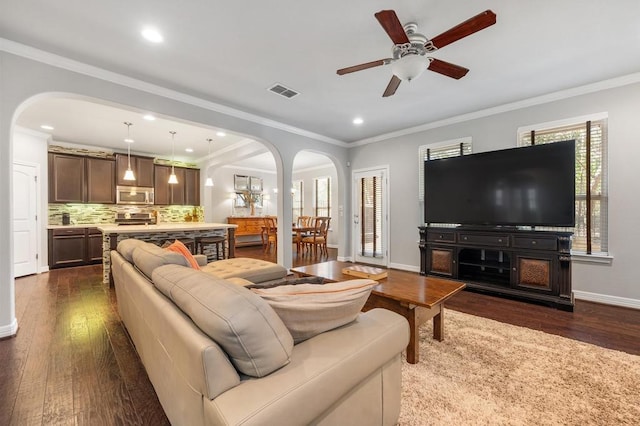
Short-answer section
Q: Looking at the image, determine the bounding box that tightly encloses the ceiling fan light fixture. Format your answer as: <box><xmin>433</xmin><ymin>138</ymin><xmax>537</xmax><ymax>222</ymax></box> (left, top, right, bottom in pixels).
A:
<box><xmin>392</xmin><ymin>54</ymin><xmax>428</xmax><ymax>81</ymax></box>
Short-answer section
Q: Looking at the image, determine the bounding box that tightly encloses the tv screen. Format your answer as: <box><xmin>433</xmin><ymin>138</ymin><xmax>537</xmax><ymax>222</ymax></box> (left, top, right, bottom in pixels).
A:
<box><xmin>424</xmin><ymin>140</ymin><xmax>575</xmax><ymax>227</ymax></box>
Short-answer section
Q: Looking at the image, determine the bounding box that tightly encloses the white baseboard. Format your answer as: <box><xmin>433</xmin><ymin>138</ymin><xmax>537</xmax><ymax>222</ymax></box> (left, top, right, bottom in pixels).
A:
<box><xmin>573</xmin><ymin>290</ymin><xmax>640</xmax><ymax>310</ymax></box>
<box><xmin>39</xmin><ymin>266</ymin><xmax>50</xmax><ymax>274</ymax></box>
<box><xmin>337</xmin><ymin>255</ymin><xmax>353</xmax><ymax>262</ymax></box>
<box><xmin>388</xmin><ymin>262</ymin><xmax>420</xmax><ymax>273</ymax></box>
<box><xmin>0</xmin><ymin>318</ymin><xmax>18</xmax><ymax>338</ymax></box>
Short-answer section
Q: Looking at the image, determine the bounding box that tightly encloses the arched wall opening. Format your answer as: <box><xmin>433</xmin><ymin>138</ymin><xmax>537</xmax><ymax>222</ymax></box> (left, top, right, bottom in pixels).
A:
<box><xmin>0</xmin><ymin>54</ymin><xmax>350</xmax><ymax>337</ymax></box>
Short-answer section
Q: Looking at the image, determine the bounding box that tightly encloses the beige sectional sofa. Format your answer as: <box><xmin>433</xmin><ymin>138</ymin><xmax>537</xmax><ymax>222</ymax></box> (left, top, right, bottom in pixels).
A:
<box><xmin>111</xmin><ymin>239</ymin><xmax>410</xmax><ymax>425</ymax></box>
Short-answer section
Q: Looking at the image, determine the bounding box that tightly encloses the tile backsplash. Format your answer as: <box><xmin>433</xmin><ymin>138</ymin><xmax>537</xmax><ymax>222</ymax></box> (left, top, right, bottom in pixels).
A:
<box><xmin>48</xmin><ymin>204</ymin><xmax>204</xmax><ymax>225</ymax></box>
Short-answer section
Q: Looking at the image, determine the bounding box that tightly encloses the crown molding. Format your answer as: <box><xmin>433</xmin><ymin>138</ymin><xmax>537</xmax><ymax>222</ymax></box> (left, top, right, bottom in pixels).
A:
<box><xmin>352</xmin><ymin>72</ymin><xmax>640</xmax><ymax>147</ymax></box>
<box><xmin>0</xmin><ymin>38</ymin><xmax>348</xmax><ymax>148</ymax></box>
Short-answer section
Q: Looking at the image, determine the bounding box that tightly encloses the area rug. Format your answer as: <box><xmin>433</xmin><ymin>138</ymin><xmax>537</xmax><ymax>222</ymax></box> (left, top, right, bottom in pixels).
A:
<box><xmin>399</xmin><ymin>310</ymin><xmax>640</xmax><ymax>425</ymax></box>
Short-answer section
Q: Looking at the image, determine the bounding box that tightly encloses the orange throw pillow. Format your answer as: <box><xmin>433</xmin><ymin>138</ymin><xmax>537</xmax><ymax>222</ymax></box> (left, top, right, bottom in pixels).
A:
<box><xmin>165</xmin><ymin>240</ymin><xmax>201</xmax><ymax>270</ymax></box>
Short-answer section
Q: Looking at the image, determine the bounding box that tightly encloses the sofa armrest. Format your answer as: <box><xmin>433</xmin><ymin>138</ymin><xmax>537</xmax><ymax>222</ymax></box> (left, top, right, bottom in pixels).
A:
<box><xmin>204</xmin><ymin>308</ymin><xmax>409</xmax><ymax>425</ymax></box>
<box><xmin>194</xmin><ymin>254</ymin><xmax>208</xmax><ymax>267</ymax></box>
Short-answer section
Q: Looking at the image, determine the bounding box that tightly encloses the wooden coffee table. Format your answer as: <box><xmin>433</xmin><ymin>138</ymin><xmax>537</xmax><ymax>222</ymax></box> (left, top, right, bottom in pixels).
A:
<box><xmin>291</xmin><ymin>260</ymin><xmax>466</xmax><ymax>364</ymax></box>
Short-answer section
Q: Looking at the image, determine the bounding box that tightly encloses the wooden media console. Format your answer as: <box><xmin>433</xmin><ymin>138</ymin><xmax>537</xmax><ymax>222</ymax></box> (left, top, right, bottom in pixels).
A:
<box><xmin>419</xmin><ymin>226</ymin><xmax>573</xmax><ymax>311</ymax></box>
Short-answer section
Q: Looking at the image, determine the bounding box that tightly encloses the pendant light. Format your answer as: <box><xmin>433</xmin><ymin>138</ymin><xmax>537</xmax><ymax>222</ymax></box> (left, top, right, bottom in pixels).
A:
<box><xmin>168</xmin><ymin>131</ymin><xmax>178</xmax><ymax>184</ymax></box>
<box><xmin>204</xmin><ymin>138</ymin><xmax>214</xmax><ymax>187</ymax></box>
<box><xmin>123</xmin><ymin>122</ymin><xmax>136</xmax><ymax>181</ymax></box>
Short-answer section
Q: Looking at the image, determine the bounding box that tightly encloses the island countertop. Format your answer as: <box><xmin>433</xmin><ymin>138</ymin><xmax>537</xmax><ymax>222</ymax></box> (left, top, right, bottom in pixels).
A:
<box><xmin>97</xmin><ymin>222</ymin><xmax>238</xmax><ymax>286</ymax></box>
<box><xmin>97</xmin><ymin>222</ymin><xmax>237</xmax><ymax>234</ymax></box>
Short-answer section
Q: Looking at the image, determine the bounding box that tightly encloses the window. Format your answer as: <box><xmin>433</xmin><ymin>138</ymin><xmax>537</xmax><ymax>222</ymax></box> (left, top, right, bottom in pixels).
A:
<box><xmin>314</xmin><ymin>177</ymin><xmax>331</xmax><ymax>217</ymax></box>
<box><xmin>358</xmin><ymin>172</ymin><xmax>384</xmax><ymax>258</ymax></box>
<box><xmin>518</xmin><ymin>114</ymin><xmax>608</xmax><ymax>254</ymax></box>
<box><xmin>419</xmin><ymin>138</ymin><xmax>472</xmax><ymax>201</ymax></box>
<box><xmin>292</xmin><ymin>180</ymin><xmax>303</xmax><ymax>219</ymax></box>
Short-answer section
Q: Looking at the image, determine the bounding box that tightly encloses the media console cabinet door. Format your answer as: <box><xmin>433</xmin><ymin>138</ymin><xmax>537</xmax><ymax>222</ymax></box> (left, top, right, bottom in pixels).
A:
<box><xmin>429</xmin><ymin>247</ymin><xmax>454</xmax><ymax>276</ymax></box>
<box><xmin>514</xmin><ymin>255</ymin><xmax>553</xmax><ymax>291</ymax></box>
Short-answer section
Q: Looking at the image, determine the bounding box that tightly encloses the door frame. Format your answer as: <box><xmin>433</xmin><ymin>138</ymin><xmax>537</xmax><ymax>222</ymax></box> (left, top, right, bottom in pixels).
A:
<box><xmin>13</xmin><ymin>160</ymin><xmax>42</xmax><ymax>277</ymax></box>
<box><xmin>351</xmin><ymin>165</ymin><xmax>390</xmax><ymax>266</ymax></box>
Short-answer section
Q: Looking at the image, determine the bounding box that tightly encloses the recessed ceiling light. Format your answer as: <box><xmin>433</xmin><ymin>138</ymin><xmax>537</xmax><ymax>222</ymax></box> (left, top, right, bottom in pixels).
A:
<box><xmin>353</xmin><ymin>117</ymin><xmax>364</xmax><ymax>125</ymax></box>
<box><xmin>124</xmin><ymin>138</ymin><xmax>134</xmax><ymax>143</ymax></box>
<box><xmin>216</xmin><ymin>131</ymin><xmax>226</xmax><ymax>137</ymax></box>
<box><xmin>143</xmin><ymin>114</ymin><xmax>156</xmax><ymax>121</ymax></box>
<box><xmin>141</xmin><ymin>27</ymin><xmax>163</xmax><ymax>43</ymax></box>
<box><xmin>40</xmin><ymin>124</ymin><xmax>54</xmax><ymax>130</ymax></box>
<box><xmin>185</xmin><ymin>148</ymin><xmax>193</xmax><ymax>153</ymax></box>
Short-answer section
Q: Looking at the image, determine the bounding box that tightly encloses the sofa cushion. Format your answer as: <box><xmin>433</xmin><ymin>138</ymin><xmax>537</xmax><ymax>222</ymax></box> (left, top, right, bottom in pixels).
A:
<box><xmin>116</xmin><ymin>238</ymin><xmax>148</xmax><ymax>263</ymax></box>
<box><xmin>165</xmin><ymin>240</ymin><xmax>201</xmax><ymax>270</ymax></box>
<box><xmin>152</xmin><ymin>264</ymin><xmax>293</xmax><ymax>377</ymax></box>
<box><xmin>251</xmin><ymin>279</ymin><xmax>377</xmax><ymax>343</ymax></box>
<box><xmin>132</xmin><ymin>242</ymin><xmax>189</xmax><ymax>279</ymax></box>
<box><xmin>201</xmin><ymin>257</ymin><xmax>287</xmax><ymax>283</ymax></box>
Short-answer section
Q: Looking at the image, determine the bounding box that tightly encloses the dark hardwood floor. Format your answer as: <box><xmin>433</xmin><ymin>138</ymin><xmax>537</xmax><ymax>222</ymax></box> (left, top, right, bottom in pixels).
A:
<box><xmin>2</xmin><ymin>245</ymin><xmax>639</xmax><ymax>424</ymax></box>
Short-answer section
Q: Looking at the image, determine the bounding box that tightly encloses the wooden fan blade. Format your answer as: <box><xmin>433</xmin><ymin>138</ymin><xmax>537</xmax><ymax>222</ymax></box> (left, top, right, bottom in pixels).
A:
<box><xmin>430</xmin><ymin>10</ymin><xmax>496</xmax><ymax>49</ymax></box>
<box><xmin>428</xmin><ymin>58</ymin><xmax>469</xmax><ymax>79</ymax></box>
<box><xmin>337</xmin><ymin>59</ymin><xmax>389</xmax><ymax>75</ymax></box>
<box><xmin>375</xmin><ymin>10</ymin><xmax>410</xmax><ymax>45</ymax></box>
<box><xmin>382</xmin><ymin>75</ymin><xmax>402</xmax><ymax>97</ymax></box>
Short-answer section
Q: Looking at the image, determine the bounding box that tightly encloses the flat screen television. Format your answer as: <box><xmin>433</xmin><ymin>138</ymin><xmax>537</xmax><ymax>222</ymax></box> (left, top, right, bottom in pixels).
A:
<box><xmin>423</xmin><ymin>140</ymin><xmax>575</xmax><ymax>227</ymax></box>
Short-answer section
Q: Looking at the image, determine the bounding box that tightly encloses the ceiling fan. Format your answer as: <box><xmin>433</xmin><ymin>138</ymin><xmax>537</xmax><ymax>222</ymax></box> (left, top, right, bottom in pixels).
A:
<box><xmin>337</xmin><ymin>9</ymin><xmax>496</xmax><ymax>97</ymax></box>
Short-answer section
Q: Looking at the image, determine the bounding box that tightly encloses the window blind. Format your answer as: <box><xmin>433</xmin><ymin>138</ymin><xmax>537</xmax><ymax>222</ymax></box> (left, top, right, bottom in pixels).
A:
<box><xmin>292</xmin><ymin>180</ymin><xmax>303</xmax><ymax>219</ymax></box>
<box><xmin>360</xmin><ymin>172</ymin><xmax>384</xmax><ymax>258</ymax></box>
<box><xmin>419</xmin><ymin>140</ymin><xmax>472</xmax><ymax>201</ymax></box>
<box><xmin>519</xmin><ymin>118</ymin><xmax>608</xmax><ymax>254</ymax></box>
<box><xmin>314</xmin><ymin>177</ymin><xmax>331</xmax><ymax>217</ymax></box>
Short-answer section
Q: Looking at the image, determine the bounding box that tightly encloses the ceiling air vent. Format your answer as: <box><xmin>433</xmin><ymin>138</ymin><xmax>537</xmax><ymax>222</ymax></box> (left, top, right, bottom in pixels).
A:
<box><xmin>268</xmin><ymin>83</ymin><xmax>300</xmax><ymax>99</ymax></box>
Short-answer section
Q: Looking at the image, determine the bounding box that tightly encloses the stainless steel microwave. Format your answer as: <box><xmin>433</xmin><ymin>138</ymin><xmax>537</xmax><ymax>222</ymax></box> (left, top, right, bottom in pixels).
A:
<box><xmin>116</xmin><ymin>186</ymin><xmax>154</xmax><ymax>205</ymax></box>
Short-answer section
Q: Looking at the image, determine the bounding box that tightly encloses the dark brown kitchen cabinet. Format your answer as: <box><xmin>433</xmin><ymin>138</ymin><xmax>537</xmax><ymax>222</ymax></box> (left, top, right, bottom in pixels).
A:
<box><xmin>116</xmin><ymin>154</ymin><xmax>155</xmax><ymax>187</ymax></box>
<box><xmin>48</xmin><ymin>227</ymin><xmax>104</xmax><ymax>269</ymax></box>
<box><xmin>87</xmin><ymin>228</ymin><xmax>104</xmax><ymax>263</ymax></box>
<box><xmin>170</xmin><ymin>167</ymin><xmax>186</xmax><ymax>205</ymax></box>
<box><xmin>49</xmin><ymin>153</ymin><xmax>115</xmax><ymax>204</ymax></box>
<box><xmin>86</xmin><ymin>157</ymin><xmax>116</xmax><ymax>203</ymax></box>
<box><xmin>153</xmin><ymin>164</ymin><xmax>172</xmax><ymax>205</ymax></box>
<box><xmin>185</xmin><ymin>168</ymin><xmax>200</xmax><ymax>206</ymax></box>
<box><xmin>153</xmin><ymin>165</ymin><xmax>199</xmax><ymax>205</ymax></box>
<box><xmin>48</xmin><ymin>228</ymin><xmax>87</xmax><ymax>268</ymax></box>
<box><xmin>49</xmin><ymin>153</ymin><xmax>85</xmax><ymax>203</ymax></box>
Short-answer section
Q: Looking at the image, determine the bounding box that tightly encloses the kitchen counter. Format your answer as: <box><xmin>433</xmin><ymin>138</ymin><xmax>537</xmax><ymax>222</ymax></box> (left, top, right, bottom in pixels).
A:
<box><xmin>97</xmin><ymin>222</ymin><xmax>238</xmax><ymax>286</ymax></box>
<box><xmin>47</xmin><ymin>223</ymin><xmax>111</xmax><ymax>229</ymax></box>
<box><xmin>97</xmin><ymin>222</ymin><xmax>236</xmax><ymax>233</ymax></box>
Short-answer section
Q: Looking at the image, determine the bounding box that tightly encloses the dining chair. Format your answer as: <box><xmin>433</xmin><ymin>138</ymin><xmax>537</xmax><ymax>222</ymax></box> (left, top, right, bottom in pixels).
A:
<box><xmin>293</xmin><ymin>216</ymin><xmax>313</xmax><ymax>254</ymax></box>
<box><xmin>301</xmin><ymin>216</ymin><xmax>331</xmax><ymax>257</ymax></box>
<box><xmin>263</xmin><ymin>216</ymin><xmax>277</xmax><ymax>253</ymax></box>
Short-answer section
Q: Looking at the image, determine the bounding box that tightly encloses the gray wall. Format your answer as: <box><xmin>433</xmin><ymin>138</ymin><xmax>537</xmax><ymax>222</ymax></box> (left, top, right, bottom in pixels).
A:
<box><xmin>349</xmin><ymin>82</ymin><xmax>640</xmax><ymax>307</ymax></box>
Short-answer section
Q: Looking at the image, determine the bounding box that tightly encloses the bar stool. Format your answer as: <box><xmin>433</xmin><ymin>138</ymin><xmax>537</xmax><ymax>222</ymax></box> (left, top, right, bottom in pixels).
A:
<box><xmin>179</xmin><ymin>238</ymin><xmax>196</xmax><ymax>254</ymax></box>
<box><xmin>163</xmin><ymin>238</ymin><xmax>196</xmax><ymax>254</ymax></box>
<box><xmin>196</xmin><ymin>236</ymin><xmax>227</xmax><ymax>261</ymax></box>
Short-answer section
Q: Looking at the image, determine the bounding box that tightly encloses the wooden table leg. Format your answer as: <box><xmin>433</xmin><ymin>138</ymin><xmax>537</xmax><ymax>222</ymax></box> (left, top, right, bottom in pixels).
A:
<box><xmin>433</xmin><ymin>304</ymin><xmax>444</xmax><ymax>341</ymax></box>
<box><xmin>406</xmin><ymin>307</ymin><xmax>419</xmax><ymax>364</ymax></box>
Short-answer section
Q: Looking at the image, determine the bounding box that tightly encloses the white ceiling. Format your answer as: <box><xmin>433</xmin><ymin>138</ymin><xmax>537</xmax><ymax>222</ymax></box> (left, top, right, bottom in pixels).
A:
<box><xmin>3</xmin><ymin>0</ymin><xmax>640</xmax><ymax>160</ymax></box>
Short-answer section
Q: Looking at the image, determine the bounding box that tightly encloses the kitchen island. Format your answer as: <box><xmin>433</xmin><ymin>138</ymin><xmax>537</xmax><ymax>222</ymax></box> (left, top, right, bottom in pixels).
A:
<box><xmin>97</xmin><ymin>222</ymin><xmax>237</xmax><ymax>285</ymax></box>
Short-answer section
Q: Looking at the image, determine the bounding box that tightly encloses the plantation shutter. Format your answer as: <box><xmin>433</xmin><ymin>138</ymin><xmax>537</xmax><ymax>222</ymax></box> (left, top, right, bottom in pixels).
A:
<box><xmin>360</xmin><ymin>171</ymin><xmax>384</xmax><ymax>258</ymax></box>
<box><xmin>314</xmin><ymin>177</ymin><xmax>330</xmax><ymax>217</ymax></box>
<box><xmin>419</xmin><ymin>139</ymin><xmax>472</xmax><ymax>201</ymax></box>
<box><xmin>292</xmin><ymin>180</ymin><xmax>303</xmax><ymax>220</ymax></box>
<box><xmin>519</xmin><ymin>119</ymin><xmax>608</xmax><ymax>254</ymax></box>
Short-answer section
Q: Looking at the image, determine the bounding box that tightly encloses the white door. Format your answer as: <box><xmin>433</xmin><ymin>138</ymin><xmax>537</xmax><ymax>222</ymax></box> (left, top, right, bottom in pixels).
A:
<box><xmin>353</xmin><ymin>167</ymin><xmax>388</xmax><ymax>266</ymax></box>
<box><xmin>13</xmin><ymin>163</ymin><xmax>39</xmax><ymax>277</ymax></box>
